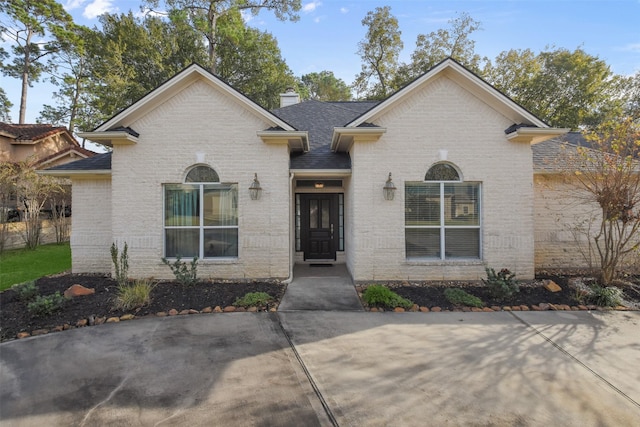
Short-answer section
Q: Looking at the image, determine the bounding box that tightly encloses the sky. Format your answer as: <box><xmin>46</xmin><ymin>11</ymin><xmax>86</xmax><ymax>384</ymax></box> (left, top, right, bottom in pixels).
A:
<box><xmin>2</xmin><ymin>0</ymin><xmax>640</xmax><ymax>128</ymax></box>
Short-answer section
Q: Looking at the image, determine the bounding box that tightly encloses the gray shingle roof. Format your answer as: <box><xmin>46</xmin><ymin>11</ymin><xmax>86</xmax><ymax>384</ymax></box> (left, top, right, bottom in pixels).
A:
<box><xmin>532</xmin><ymin>132</ymin><xmax>585</xmax><ymax>172</ymax></box>
<box><xmin>46</xmin><ymin>151</ymin><xmax>112</xmax><ymax>171</ymax></box>
<box><xmin>271</xmin><ymin>100</ymin><xmax>380</xmax><ymax>170</ymax></box>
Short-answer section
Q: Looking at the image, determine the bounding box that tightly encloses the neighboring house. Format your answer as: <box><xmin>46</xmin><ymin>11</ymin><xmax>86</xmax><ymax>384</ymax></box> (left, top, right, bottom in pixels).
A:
<box><xmin>44</xmin><ymin>58</ymin><xmax>576</xmax><ymax>281</ymax></box>
<box><xmin>0</xmin><ymin>123</ymin><xmax>95</xmax><ymax>168</ymax></box>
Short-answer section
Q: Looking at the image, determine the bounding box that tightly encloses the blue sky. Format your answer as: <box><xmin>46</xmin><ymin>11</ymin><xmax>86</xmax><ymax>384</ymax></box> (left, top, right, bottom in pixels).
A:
<box><xmin>2</xmin><ymin>0</ymin><xmax>640</xmax><ymax>125</ymax></box>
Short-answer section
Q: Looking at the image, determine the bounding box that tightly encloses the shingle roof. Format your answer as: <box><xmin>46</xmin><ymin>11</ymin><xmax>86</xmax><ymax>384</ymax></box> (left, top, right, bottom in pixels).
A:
<box><xmin>272</xmin><ymin>100</ymin><xmax>380</xmax><ymax>170</ymax></box>
<box><xmin>532</xmin><ymin>132</ymin><xmax>586</xmax><ymax>172</ymax></box>
<box><xmin>0</xmin><ymin>122</ymin><xmax>79</xmax><ymax>143</ymax></box>
<box><xmin>46</xmin><ymin>151</ymin><xmax>112</xmax><ymax>171</ymax></box>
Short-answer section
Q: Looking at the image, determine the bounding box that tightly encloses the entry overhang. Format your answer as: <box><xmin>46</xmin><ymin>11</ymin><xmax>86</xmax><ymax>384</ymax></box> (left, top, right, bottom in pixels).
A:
<box><xmin>331</xmin><ymin>127</ymin><xmax>387</xmax><ymax>152</ymax></box>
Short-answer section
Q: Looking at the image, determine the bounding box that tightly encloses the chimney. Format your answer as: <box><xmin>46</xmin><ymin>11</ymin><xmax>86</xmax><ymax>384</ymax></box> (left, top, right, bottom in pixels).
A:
<box><xmin>280</xmin><ymin>87</ymin><xmax>300</xmax><ymax>108</ymax></box>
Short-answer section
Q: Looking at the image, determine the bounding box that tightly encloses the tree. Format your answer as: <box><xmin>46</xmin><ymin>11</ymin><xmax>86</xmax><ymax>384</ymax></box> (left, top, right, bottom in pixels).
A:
<box><xmin>484</xmin><ymin>47</ymin><xmax>623</xmax><ymax>129</ymax></box>
<box><xmin>0</xmin><ymin>87</ymin><xmax>12</xmax><ymax>122</ymax></box>
<box><xmin>215</xmin><ymin>9</ymin><xmax>296</xmax><ymax>109</ymax></box>
<box><xmin>145</xmin><ymin>0</ymin><xmax>301</xmax><ymax>74</ymax></box>
<box><xmin>301</xmin><ymin>71</ymin><xmax>352</xmax><ymax>101</ymax></box>
<box><xmin>0</xmin><ymin>0</ymin><xmax>78</xmax><ymax>123</ymax></box>
<box><xmin>83</xmin><ymin>12</ymin><xmax>208</xmax><ymax>127</ymax></box>
<box><xmin>0</xmin><ymin>161</ymin><xmax>16</xmax><ymax>252</ymax></box>
<box><xmin>410</xmin><ymin>12</ymin><xmax>484</xmax><ymax>75</ymax></box>
<box><xmin>564</xmin><ymin>118</ymin><xmax>640</xmax><ymax>285</ymax></box>
<box><xmin>354</xmin><ymin>6</ymin><xmax>403</xmax><ymax>100</ymax></box>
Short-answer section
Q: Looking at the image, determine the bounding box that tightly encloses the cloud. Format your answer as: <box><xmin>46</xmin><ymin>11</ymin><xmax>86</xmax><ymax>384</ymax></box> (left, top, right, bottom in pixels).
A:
<box><xmin>83</xmin><ymin>0</ymin><xmax>118</xmax><ymax>19</ymax></box>
<box><xmin>340</xmin><ymin>7</ymin><xmax>349</xmax><ymax>14</ymax></box>
<box><xmin>302</xmin><ymin>1</ymin><xmax>322</xmax><ymax>13</ymax></box>
<box><xmin>619</xmin><ymin>43</ymin><xmax>640</xmax><ymax>53</ymax></box>
<box><xmin>64</xmin><ymin>0</ymin><xmax>86</xmax><ymax>11</ymax></box>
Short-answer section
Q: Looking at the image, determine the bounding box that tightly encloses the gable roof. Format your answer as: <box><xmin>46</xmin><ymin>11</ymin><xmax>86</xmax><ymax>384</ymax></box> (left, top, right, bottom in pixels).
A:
<box><xmin>331</xmin><ymin>58</ymin><xmax>568</xmax><ymax>151</ymax></box>
<box><xmin>0</xmin><ymin>122</ymin><xmax>81</xmax><ymax>146</ymax></box>
<box><xmin>42</xmin><ymin>151</ymin><xmax>112</xmax><ymax>177</ymax></box>
<box><xmin>78</xmin><ymin>63</ymin><xmax>306</xmax><ymax>150</ymax></box>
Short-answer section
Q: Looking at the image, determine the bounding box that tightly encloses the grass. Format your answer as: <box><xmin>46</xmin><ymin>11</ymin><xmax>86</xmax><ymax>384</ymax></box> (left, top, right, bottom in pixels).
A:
<box><xmin>0</xmin><ymin>243</ymin><xmax>71</xmax><ymax>291</ymax></box>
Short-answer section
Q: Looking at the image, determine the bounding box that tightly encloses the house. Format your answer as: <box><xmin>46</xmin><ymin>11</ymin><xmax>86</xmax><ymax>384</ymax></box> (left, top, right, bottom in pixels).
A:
<box><xmin>44</xmin><ymin>58</ymin><xmax>576</xmax><ymax>281</ymax></box>
<box><xmin>0</xmin><ymin>123</ymin><xmax>95</xmax><ymax>168</ymax></box>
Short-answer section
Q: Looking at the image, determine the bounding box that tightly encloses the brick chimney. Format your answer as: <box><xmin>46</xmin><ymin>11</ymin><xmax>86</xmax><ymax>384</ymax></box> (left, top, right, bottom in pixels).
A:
<box><xmin>280</xmin><ymin>87</ymin><xmax>300</xmax><ymax>108</ymax></box>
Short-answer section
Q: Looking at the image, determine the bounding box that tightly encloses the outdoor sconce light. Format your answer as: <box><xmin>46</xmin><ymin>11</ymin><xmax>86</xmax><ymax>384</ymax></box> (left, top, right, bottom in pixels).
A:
<box><xmin>249</xmin><ymin>173</ymin><xmax>262</xmax><ymax>200</ymax></box>
<box><xmin>383</xmin><ymin>172</ymin><xmax>396</xmax><ymax>201</ymax></box>
<box><xmin>314</xmin><ymin>182</ymin><xmax>324</xmax><ymax>189</ymax></box>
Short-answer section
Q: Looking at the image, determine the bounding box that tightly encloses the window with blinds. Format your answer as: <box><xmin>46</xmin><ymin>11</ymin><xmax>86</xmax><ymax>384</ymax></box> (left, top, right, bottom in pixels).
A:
<box><xmin>405</xmin><ymin>163</ymin><xmax>481</xmax><ymax>259</ymax></box>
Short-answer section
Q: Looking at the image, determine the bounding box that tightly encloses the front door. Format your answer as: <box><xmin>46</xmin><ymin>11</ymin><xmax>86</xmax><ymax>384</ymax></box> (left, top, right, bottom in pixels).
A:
<box><xmin>300</xmin><ymin>194</ymin><xmax>339</xmax><ymax>260</ymax></box>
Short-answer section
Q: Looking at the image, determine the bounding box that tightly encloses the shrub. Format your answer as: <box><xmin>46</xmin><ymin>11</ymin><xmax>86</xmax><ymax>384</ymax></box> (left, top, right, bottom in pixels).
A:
<box><xmin>444</xmin><ymin>288</ymin><xmax>484</xmax><ymax>308</ymax></box>
<box><xmin>234</xmin><ymin>292</ymin><xmax>273</xmax><ymax>308</ymax></box>
<box><xmin>28</xmin><ymin>292</ymin><xmax>65</xmax><ymax>317</ymax></box>
<box><xmin>12</xmin><ymin>280</ymin><xmax>38</xmax><ymax>301</ymax></box>
<box><xmin>110</xmin><ymin>242</ymin><xmax>129</xmax><ymax>287</ymax></box>
<box><xmin>362</xmin><ymin>285</ymin><xmax>413</xmax><ymax>309</ymax></box>
<box><xmin>587</xmin><ymin>285</ymin><xmax>623</xmax><ymax>307</ymax></box>
<box><xmin>482</xmin><ymin>268</ymin><xmax>519</xmax><ymax>300</ymax></box>
<box><xmin>161</xmin><ymin>256</ymin><xmax>199</xmax><ymax>286</ymax></box>
<box><xmin>113</xmin><ymin>279</ymin><xmax>155</xmax><ymax>311</ymax></box>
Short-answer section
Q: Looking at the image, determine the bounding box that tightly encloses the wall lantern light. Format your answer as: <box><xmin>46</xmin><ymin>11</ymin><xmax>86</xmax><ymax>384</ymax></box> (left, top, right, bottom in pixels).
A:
<box><xmin>383</xmin><ymin>172</ymin><xmax>396</xmax><ymax>200</ymax></box>
<box><xmin>314</xmin><ymin>182</ymin><xmax>324</xmax><ymax>189</ymax></box>
<box><xmin>249</xmin><ymin>173</ymin><xmax>262</xmax><ymax>200</ymax></box>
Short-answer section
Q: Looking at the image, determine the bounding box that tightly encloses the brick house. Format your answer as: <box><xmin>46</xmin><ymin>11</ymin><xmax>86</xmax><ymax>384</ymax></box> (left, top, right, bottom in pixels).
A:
<box><xmin>44</xmin><ymin>58</ymin><xmax>578</xmax><ymax>281</ymax></box>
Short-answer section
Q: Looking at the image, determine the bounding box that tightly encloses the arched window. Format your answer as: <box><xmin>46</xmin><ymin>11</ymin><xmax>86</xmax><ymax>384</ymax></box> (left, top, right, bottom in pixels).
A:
<box><xmin>405</xmin><ymin>162</ymin><xmax>480</xmax><ymax>260</ymax></box>
<box><xmin>185</xmin><ymin>165</ymin><xmax>219</xmax><ymax>183</ymax></box>
<box><xmin>425</xmin><ymin>163</ymin><xmax>461</xmax><ymax>181</ymax></box>
<box><xmin>164</xmin><ymin>165</ymin><xmax>238</xmax><ymax>259</ymax></box>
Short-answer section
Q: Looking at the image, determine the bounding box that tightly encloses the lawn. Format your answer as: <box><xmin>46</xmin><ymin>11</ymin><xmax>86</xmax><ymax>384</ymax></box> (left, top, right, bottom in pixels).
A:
<box><xmin>0</xmin><ymin>243</ymin><xmax>71</xmax><ymax>291</ymax></box>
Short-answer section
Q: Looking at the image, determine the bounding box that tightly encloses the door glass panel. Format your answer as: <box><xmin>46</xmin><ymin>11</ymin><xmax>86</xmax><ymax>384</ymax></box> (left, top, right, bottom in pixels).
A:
<box><xmin>321</xmin><ymin>199</ymin><xmax>329</xmax><ymax>228</ymax></box>
<box><xmin>309</xmin><ymin>200</ymin><xmax>318</xmax><ymax>229</ymax></box>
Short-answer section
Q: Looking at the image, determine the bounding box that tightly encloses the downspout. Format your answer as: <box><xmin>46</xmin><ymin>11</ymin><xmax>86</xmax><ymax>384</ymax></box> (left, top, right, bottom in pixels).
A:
<box><xmin>282</xmin><ymin>171</ymin><xmax>295</xmax><ymax>284</ymax></box>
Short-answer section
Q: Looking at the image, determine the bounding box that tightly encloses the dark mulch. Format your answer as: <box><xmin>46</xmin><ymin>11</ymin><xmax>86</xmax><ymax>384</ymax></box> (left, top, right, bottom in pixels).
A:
<box><xmin>1</xmin><ymin>270</ymin><xmax>639</xmax><ymax>343</ymax></box>
<box><xmin>0</xmin><ymin>274</ymin><xmax>286</xmax><ymax>342</ymax></box>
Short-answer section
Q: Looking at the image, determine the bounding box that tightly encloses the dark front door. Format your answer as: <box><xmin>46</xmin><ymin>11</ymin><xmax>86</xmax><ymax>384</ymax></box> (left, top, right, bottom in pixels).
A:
<box><xmin>300</xmin><ymin>194</ymin><xmax>339</xmax><ymax>260</ymax></box>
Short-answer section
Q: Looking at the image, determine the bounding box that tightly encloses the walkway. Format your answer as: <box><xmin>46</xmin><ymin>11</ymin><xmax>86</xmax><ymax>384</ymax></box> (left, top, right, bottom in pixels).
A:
<box><xmin>278</xmin><ymin>264</ymin><xmax>364</xmax><ymax>311</ymax></box>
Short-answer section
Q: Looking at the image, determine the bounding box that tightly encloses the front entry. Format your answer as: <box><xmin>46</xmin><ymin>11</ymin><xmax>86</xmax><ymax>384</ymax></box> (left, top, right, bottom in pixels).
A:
<box><xmin>300</xmin><ymin>194</ymin><xmax>340</xmax><ymax>260</ymax></box>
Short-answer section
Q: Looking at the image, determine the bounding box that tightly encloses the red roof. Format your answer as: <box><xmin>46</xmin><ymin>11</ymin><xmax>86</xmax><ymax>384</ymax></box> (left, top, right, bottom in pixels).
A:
<box><xmin>0</xmin><ymin>122</ymin><xmax>80</xmax><ymax>145</ymax></box>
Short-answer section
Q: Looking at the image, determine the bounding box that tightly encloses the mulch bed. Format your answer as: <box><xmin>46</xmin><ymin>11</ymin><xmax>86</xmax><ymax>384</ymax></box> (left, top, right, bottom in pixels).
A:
<box><xmin>1</xmin><ymin>270</ymin><xmax>638</xmax><ymax>342</ymax></box>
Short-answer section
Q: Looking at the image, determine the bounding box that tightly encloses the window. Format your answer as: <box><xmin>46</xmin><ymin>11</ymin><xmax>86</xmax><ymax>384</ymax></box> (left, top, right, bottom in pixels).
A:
<box><xmin>164</xmin><ymin>166</ymin><xmax>238</xmax><ymax>259</ymax></box>
<box><xmin>405</xmin><ymin>163</ymin><xmax>480</xmax><ymax>259</ymax></box>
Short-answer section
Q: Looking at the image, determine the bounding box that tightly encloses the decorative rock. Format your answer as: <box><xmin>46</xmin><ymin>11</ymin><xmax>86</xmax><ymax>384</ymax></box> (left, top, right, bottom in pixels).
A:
<box><xmin>370</xmin><ymin>307</ymin><xmax>379</xmax><ymax>312</ymax></box>
<box><xmin>419</xmin><ymin>306</ymin><xmax>429</xmax><ymax>312</ymax></box>
<box><xmin>461</xmin><ymin>307</ymin><xmax>471</xmax><ymax>312</ymax></box>
<box><xmin>520</xmin><ymin>305</ymin><xmax>529</xmax><ymax>311</ymax></box>
<box><xmin>471</xmin><ymin>307</ymin><xmax>482</xmax><ymax>312</ymax></box>
<box><xmin>168</xmin><ymin>309</ymin><xmax>178</xmax><ymax>316</ymax></box>
<box><xmin>76</xmin><ymin>319</ymin><xmax>88</xmax><ymax>327</ymax></box>
<box><xmin>236</xmin><ymin>307</ymin><xmax>247</xmax><ymax>312</ymax></box>
<box><xmin>548</xmin><ymin>304</ymin><xmax>558</xmax><ymax>311</ymax></box>
<box><xmin>491</xmin><ymin>306</ymin><xmax>501</xmax><ymax>312</ymax></box>
<box><xmin>88</xmin><ymin>315</ymin><xmax>95</xmax><ymax>326</ymax></box>
<box><xmin>64</xmin><ymin>284</ymin><xmax>95</xmax><ymax>298</ymax></box>
<box><xmin>62</xmin><ymin>324</ymin><xmax>72</xmax><ymax>330</ymax></box>
<box><xmin>559</xmin><ymin>304</ymin><xmax>571</xmax><ymax>311</ymax></box>
<box><xmin>202</xmin><ymin>306</ymin><xmax>213</xmax><ymax>313</ymax></box>
<box><xmin>247</xmin><ymin>306</ymin><xmax>258</xmax><ymax>312</ymax></box>
<box><xmin>189</xmin><ymin>309</ymin><xmax>199</xmax><ymax>314</ymax></box>
<box><xmin>543</xmin><ymin>280</ymin><xmax>562</xmax><ymax>293</ymax></box>
<box><xmin>538</xmin><ymin>303</ymin><xmax>550</xmax><ymax>311</ymax></box>
<box><xmin>482</xmin><ymin>307</ymin><xmax>493</xmax><ymax>312</ymax></box>
<box><xmin>52</xmin><ymin>325</ymin><xmax>64</xmax><ymax>332</ymax></box>
<box><xmin>179</xmin><ymin>309</ymin><xmax>190</xmax><ymax>315</ymax></box>
<box><xmin>120</xmin><ymin>314</ymin><xmax>135</xmax><ymax>321</ymax></box>
<box><xmin>106</xmin><ymin>317</ymin><xmax>120</xmax><ymax>323</ymax></box>
<box><xmin>511</xmin><ymin>306</ymin><xmax>521</xmax><ymax>311</ymax></box>
<box><xmin>17</xmin><ymin>332</ymin><xmax>30</xmax><ymax>339</ymax></box>
<box><xmin>213</xmin><ymin>306</ymin><xmax>223</xmax><ymax>313</ymax></box>
<box><xmin>223</xmin><ymin>306</ymin><xmax>236</xmax><ymax>312</ymax></box>
<box><xmin>578</xmin><ymin>305</ymin><xmax>588</xmax><ymax>310</ymax></box>
<box><xmin>269</xmin><ymin>307</ymin><xmax>277</xmax><ymax>312</ymax></box>
<box><xmin>393</xmin><ymin>307</ymin><xmax>405</xmax><ymax>312</ymax></box>
<box><xmin>410</xmin><ymin>304</ymin><xmax>419</xmax><ymax>312</ymax></box>
<box><xmin>431</xmin><ymin>307</ymin><xmax>442</xmax><ymax>312</ymax></box>
<box><xmin>571</xmin><ymin>306</ymin><xmax>580</xmax><ymax>311</ymax></box>
<box><xmin>95</xmin><ymin>317</ymin><xmax>106</xmax><ymax>325</ymax></box>
<box><xmin>503</xmin><ymin>306</ymin><xmax>512</xmax><ymax>311</ymax></box>
<box><xmin>532</xmin><ymin>305</ymin><xmax>542</xmax><ymax>311</ymax></box>
<box><xmin>156</xmin><ymin>312</ymin><xmax>167</xmax><ymax>317</ymax></box>
<box><xmin>32</xmin><ymin>329</ymin><xmax>48</xmax><ymax>336</ymax></box>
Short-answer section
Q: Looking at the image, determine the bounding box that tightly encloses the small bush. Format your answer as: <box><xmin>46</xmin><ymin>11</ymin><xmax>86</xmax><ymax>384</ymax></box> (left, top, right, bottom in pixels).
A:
<box><xmin>234</xmin><ymin>292</ymin><xmax>273</xmax><ymax>308</ymax></box>
<box><xmin>161</xmin><ymin>256</ymin><xmax>199</xmax><ymax>286</ymax></box>
<box><xmin>482</xmin><ymin>268</ymin><xmax>519</xmax><ymax>300</ymax></box>
<box><xmin>588</xmin><ymin>285</ymin><xmax>623</xmax><ymax>307</ymax></box>
<box><xmin>444</xmin><ymin>288</ymin><xmax>484</xmax><ymax>308</ymax></box>
<box><xmin>362</xmin><ymin>285</ymin><xmax>413</xmax><ymax>309</ymax></box>
<box><xmin>28</xmin><ymin>292</ymin><xmax>66</xmax><ymax>317</ymax></box>
<box><xmin>113</xmin><ymin>279</ymin><xmax>155</xmax><ymax>311</ymax></box>
<box><xmin>12</xmin><ymin>280</ymin><xmax>38</xmax><ymax>301</ymax></box>
<box><xmin>110</xmin><ymin>242</ymin><xmax>129</xmax><ymax>287</ymax></box>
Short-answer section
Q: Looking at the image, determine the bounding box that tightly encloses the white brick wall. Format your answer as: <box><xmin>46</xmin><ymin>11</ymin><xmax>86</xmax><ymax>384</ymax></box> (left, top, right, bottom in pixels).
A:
<box><xmin>109</xmin><ymin>80</ymin><xmax>290</xmax><ymax>280</ymax></box>
<box><xmin>348</xmin><ymin>76</ymin><xmax>536</xmax><ymax>280</ymax></box>
<box><xmin>70</xmin><ymin>177</ymin><xmax>112</xmax><ymax>273</ymax></box>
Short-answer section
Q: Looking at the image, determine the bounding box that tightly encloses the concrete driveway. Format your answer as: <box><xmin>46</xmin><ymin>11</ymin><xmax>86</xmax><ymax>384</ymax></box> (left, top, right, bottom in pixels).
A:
<box><xmin>1</xmin><ymin>311</ymin><xmax>639</xmax><ymax>426</ymax></box>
